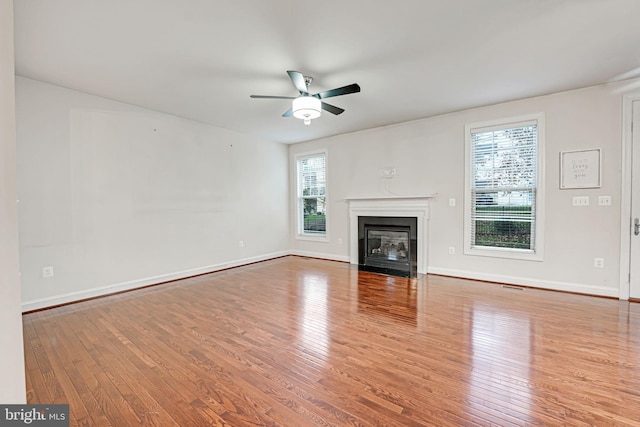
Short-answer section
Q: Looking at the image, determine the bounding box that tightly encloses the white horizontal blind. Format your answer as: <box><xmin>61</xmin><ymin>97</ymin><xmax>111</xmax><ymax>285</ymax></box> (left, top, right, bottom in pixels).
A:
<box><xmin>470</xmin><ymin>122</ymin><xmax>537</xmax><ymax>251</ymax></box>
<box><xmin>298</xmin><ymin>153</ymin><xmax>326</xmax><ymax>235</ymax></box>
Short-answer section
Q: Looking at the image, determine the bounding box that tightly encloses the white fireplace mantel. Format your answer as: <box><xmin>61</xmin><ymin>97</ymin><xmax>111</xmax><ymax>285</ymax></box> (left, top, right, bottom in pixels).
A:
<box><xmin>347</xmin><ymin>196</ymin><xmax>432</xmax><ymax>275</ymax></box>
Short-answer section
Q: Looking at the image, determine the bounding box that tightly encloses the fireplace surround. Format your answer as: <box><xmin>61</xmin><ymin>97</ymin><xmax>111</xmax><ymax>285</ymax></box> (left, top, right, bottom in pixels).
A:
<box><xmin>348</xmin><ymin>197</ymin><xmax>431</xmax><ymax>278</ymax></box>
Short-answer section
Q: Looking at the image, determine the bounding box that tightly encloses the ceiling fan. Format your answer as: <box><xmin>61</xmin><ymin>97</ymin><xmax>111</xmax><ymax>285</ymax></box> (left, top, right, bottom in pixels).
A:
<box><xmin>250</xmin><ymin>70</ymin><xmax>361</xmax><ymax>125</ymax></box>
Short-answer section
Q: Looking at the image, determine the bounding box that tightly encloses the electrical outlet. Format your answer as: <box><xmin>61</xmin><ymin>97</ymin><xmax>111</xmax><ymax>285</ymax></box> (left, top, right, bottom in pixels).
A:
<box><xmin>594</xmin><ymin>258</ymin><xmax>604</xmax><ymax>268</ymax></box>
<box><xmin>238</xmin><ymin>240</ymin><xmax>244</xmax><ymax>248</ymax></box>
<box><xmin>448</xmin><ymin>247</ymin><xmax>455</xmax><ymax>255</ymax></box>
<box><xmin>449</xmin><ymin>198</ymin><xmax>456</xmax><ymax>207</ymax></box>
<box><xmin>338</xmin><ymin>238</ymin><xmax>343</xmax><ymax>244</ymax></box>
<box><xmin>572</xmin><ymin>196</ymin><xmax>589</xmax><ymax>206</ymax></box>
<box><xmin>42</xmin><ymin>266</ymin><xmax>54</xmax><ymax>278</ymax></box>
<box><xmin>598</xmin><ymin>196</ymin><xmax>612</xmax><ymax>206</ymax></box>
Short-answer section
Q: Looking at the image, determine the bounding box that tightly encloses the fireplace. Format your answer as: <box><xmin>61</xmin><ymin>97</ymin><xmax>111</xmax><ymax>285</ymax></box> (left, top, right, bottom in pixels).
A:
<box><xmin>358</xmin><ymin>216</ymin><xmax>417</xmax><ymax>278</ymax></box>
<box><xmin>348</xmin><ymin>197</ymin><xmax>431</xmax><ymax>278</ymax></box>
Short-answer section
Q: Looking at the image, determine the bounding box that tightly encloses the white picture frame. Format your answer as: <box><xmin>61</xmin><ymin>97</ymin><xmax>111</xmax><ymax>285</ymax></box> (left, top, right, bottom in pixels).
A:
<box><xmin>560</xmin><ymin>148</ymin><xmax>601</xmax><ymax>189</ymax></box>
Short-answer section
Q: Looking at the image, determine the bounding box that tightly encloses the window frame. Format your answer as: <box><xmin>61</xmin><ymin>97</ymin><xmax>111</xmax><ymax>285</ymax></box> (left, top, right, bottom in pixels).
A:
<box><xmin>295</xmin><ymin>150</ymin><xmax>329</xmax><ymax>242</ymax></box>
<box><xmin>464</xmin><ymin>113</ymin><xmax>545</xmax><ymax>261</ymax></box>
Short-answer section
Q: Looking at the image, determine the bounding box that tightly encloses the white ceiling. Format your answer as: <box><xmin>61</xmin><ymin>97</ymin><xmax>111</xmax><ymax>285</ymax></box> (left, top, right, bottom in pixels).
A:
<box><xmin>13</xmin><ymin>0</ymin><xmax>640</xmax><ymax>144</ymax></box>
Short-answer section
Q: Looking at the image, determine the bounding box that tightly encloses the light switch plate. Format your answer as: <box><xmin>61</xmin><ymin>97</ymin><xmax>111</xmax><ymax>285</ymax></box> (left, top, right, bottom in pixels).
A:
<box><xmin>598</xmin><ymin>196</ymin><xmax>612</xmax><ymax>206</ymax></box>
<box><xmin>572</xmin><ymin>196</ymin><xmax>589</xmax><ymax>206</ymax></box>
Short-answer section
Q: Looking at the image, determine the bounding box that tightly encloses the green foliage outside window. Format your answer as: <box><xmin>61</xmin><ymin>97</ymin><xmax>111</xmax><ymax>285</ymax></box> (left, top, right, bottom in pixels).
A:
<box><xmin>474</xmin><ymin>205</ymin><xmax>532</xmax><ymax>249</ymax></box>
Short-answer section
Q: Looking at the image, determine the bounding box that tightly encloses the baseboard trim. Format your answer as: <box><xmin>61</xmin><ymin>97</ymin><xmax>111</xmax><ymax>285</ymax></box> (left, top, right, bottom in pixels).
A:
<box><xmin>289</xmin><ymin>250</ymin><xmax>350</xmax><ymax>263</ymax></box>
<box><xmin>427</xmin><ymin>267</ymin><xmax>619</xmax><ymax>298</ymax></box>
<box><xmin>21</xmin><ymin>251</ymin><xmax>290</xmax><ymax>313</ymax></box>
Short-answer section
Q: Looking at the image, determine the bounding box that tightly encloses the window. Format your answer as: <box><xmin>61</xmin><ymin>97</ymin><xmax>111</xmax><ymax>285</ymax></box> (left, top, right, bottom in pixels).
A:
<box><xmin>296</xmin><ymin>152</ymin><xmax>327</xmax><ymax>238</ymax></box>
<box><xmin>464</xmin><ymin>114</ymin><xmax>544</xmax><ymax>260</ymax></box>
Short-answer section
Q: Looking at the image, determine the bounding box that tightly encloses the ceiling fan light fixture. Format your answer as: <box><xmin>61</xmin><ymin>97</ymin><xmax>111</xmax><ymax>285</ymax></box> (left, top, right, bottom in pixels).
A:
<box><xmin>251</xmin><ymin>70</ymin><xmax>360</xmax><ymax>123</ymax></box>
<box><xmin>292</xmin><ymin>96</ymin><xmax>321</xmax><ymax>123</ymax></box>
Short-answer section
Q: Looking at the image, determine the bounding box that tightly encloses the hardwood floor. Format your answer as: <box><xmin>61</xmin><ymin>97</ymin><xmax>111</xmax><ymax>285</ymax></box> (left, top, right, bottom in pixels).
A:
<box><xmin>22</xmin><ymin>256</ymin><xmax>640</xmax><ymax>426</ymax></box>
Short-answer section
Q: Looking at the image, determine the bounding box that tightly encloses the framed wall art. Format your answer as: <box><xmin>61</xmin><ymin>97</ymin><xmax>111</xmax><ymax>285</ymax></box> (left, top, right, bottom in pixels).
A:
<box><xmin>560</xmin><ymin>148</ymin><xmax>601</xmax><ymax>189</ymax></box>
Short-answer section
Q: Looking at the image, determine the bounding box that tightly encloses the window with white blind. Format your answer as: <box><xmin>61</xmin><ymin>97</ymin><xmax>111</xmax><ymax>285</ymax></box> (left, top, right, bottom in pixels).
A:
<box><xmin>464</xmin><ymin>114</ymin><xmax>545</xmax><ymax>260</ymax></box>
<box><xmin>296</xmin><ymin>151</ymin><xmax>327</xmax><ymax>239</ymax></box>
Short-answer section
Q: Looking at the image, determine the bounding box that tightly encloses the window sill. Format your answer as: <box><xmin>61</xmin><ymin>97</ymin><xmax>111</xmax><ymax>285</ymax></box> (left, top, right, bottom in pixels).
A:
<box><xmin>464</xmin><ymin>246</ymin><xmax>543</xmax><ymax>262</ymax></box>
<box><xmin>296</xmin><ymin>233</ymin><xmax>329</xmax><ymax>243</ymax></box>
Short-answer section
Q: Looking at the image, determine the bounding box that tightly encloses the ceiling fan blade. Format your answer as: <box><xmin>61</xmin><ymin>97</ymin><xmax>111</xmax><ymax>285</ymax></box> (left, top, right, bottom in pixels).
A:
<box><xmin>315</xmin><ymin>83</ymin><xmax>361</xmax><ymax>99</ymax></box>
<box><xmin>250</xmin><ymin>95</ymin><xmax>296</xmax><ymax>99</ymax></box>
<box><xmin>282</xmin><ymin>108</ymin><xmax>293</xmax><ymax>118</ymax></box>
<box><xmin>321</xmin><ymin>102</ymin><xmax>345</xmax><ymax>115</ymax></box>
<box><xmin>287</xmin><ymin>70</ymin><xmax>308</xmax><ymax>95</ymax></box>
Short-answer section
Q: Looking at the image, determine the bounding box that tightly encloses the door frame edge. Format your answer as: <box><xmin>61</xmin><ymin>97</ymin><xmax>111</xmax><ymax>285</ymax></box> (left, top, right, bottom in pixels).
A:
<box><xmin>619</xmin><ymin>93</ymin><xmax>640</xmax><ymax>300</ymax></box>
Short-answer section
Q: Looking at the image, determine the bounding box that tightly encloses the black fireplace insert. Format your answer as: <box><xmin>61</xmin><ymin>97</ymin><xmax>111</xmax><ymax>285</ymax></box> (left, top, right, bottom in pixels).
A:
<box><xmin>358</xmin><ymin>216</ymin><xmax>418</xmax><ymax>278</ymax></box>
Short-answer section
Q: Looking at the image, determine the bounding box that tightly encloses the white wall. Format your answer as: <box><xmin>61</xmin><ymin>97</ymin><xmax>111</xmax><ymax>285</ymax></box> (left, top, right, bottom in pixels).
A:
<box><xmin>16</xmin><ymin>77</ymin><xmax>289</xmax><ymax>311</ymax></box>
<box><xmin>0</xmin><ymin>0</ymin><xmax>27</xmax><ymax>403</ymax></box>
<box><xmin>290</xmin><ymin>82</ymin><xmax>628</xmax><ymax>297</ymax></box>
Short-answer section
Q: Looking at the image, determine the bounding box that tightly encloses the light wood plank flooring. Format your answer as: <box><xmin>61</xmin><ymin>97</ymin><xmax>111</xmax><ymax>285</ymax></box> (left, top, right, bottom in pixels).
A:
<box><xmin>23</xmin><ymin>256</ymin><xmax>640</xmax><ymax>426</ymax></box>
